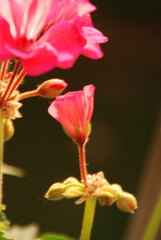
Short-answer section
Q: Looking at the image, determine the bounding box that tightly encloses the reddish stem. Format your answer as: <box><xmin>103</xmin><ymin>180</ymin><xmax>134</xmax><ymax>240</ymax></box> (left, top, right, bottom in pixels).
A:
<box><xmin>17</xmin><ymin>89</ymin><xmax>38</xmax><ymax>101</ymax></box>
<box><xmin>0</xmin><ymin>61</ymin><xmax>21</xmax><ymax>107</ymax></box>
<box><xmin>6</xmin><ymin>69</ymin><xmax>26</xmax><ymax>101</ymax></box>
<box><xmin>77</xmin><ymin>143</ymin><xmax>87</xmax><ymax>187</ymax></box>
<box><xmin>0</xmin><ymin>61</ymin><xmax>8</xmax><ymax>81</ymax></box>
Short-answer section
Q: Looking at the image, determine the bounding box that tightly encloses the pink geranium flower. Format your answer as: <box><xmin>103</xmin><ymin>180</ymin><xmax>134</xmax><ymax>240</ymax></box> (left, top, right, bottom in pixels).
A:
<box><xmin>0</xmin><ymin>0</ymin><xmax>107</xmax><ymax>76</ymax></box>
<box><xmin>48</xmin><ymin>84</ymin><xmax>95</xmax><ymax>144</ymax></box>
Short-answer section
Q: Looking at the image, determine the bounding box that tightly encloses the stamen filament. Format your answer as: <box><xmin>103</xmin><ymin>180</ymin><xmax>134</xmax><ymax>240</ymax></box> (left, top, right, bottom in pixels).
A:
<box><xmin>0</xmin><ymin>61</ymin><xmax>9</xmax><ymax>81</ymax></box>
<box><xmin>0</xmin><ymin>61</ymin><xmax>21</xmax><ymax>107</ymax></box>
<box><xmin>6</xmin><ymin>69</ymin><xmax>26</xmax><ymax>101</ymax></box>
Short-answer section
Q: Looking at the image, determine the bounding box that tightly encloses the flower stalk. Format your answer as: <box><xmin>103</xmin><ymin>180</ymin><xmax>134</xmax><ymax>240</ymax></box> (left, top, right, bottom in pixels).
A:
<box><xmin>18</xmin><ymin>89</ymin><xmax>38</xmax><ymax>101</ymax></box>
<box><xmin>80</xmin><ymin>197</ymin><xmax>97</xmax><ymax>240</ymax></box>
<box><xmin>18</xmin><ymin>79</ymin><xmax>67</xmax><ymax>101</ymax></box>
<box><xmin>77</xmin><ymin>143</ymin><xmax>87</xmax><ymax>187</ymax></box>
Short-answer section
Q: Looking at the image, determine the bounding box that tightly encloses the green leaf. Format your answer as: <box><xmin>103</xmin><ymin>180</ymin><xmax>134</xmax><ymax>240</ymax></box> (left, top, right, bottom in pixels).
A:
<box><xmin>39</xmin><ymin>233</ymin><xmax>76</xmax><ymax>240</ymax></box>
<box><xmin>0</xmin><ymin>211</ymin><xmax>10</xmax><ymax>231</ymax></box>
<box><xmin>0</xmin><ymin>231</ymin><xmax>13</xmax><ymax>240</ymax></box>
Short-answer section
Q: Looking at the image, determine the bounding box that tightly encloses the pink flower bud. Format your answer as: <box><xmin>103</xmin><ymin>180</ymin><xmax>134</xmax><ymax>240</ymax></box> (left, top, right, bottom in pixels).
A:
<box><xmin>37</xmin><ymin>79</ymin><xmax>67</xmax><ymax>98</ymax></box>
<box><xmin>48</xmin><ymin>84</ymin><xmax>95</xmax><ymax>144</ymax></box>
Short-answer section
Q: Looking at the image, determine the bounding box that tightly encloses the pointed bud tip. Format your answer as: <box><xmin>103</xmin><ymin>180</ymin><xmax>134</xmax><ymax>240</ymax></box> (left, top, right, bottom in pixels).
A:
<box><xmin>45</xmin><ymin>182</ymin><xmax>65</xmax><ymax>201</ymax></box>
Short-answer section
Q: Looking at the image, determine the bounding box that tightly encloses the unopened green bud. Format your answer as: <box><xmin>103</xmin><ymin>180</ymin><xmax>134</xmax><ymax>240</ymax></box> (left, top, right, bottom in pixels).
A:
<box><xmin>45</xmin><ymin>183</ymin><xmax>65</xmax><ymax>201</ymax></box>
<box><xmin>3</xmin><ymin>119</ymin><xmax>14</xmax><ymax>141</ymax></box>
<box><xmin>63</xmin><ymin>177</ymin><xmax>84</xmax><ymax>199</ymax></box>
<box><xmin>63</xmin><ymin>177</ymin><xmax>81</xmax><ymax>185</ymax></box>
<box><xmin>116</xmin><ymin>191</ymin><xmax>138</xmax><ymax>213</ymax></box>
<box><xmin>63</xmin><ymin>186</ymin><xmax>84</xmax><ymax>199</ymax></box>
<box><xmin>37</xmin><ymin>79</ymin><xmax>67</xmax><ymax>98</ymax></box>
<box><xmin>101</xmin><ymin>184</ymin><xmax>122</xmax><ymax>197</ymax></box>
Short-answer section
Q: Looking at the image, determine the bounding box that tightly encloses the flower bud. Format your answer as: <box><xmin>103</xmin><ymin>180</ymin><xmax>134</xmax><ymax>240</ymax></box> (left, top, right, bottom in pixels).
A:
<box><xmin>101</xmin><ymin>184</ymin><xmax>122</xmax><ymax>197</ymax></box>
<box><xmin>63</xmin><ymin>186</ymin><xmax>84</xmax><ymax>199</ymax></box>
<box><xmin>3</xmin><ymin>119</ymin><xmax>15</xmax><ymax>141</ymax></box>
<box><xmin>63</xmin><ymin>177</ymin><xmax>84</xmax><ymax>198</ymax></box>
<box><xmin>45</xmin><ymin>183</ymin><xmax>65</xmax><ymax>201</ymax></box>
<box><xmin>48</xmin><ymin>84</ymin><xmax>95</xmax><ymax>145</ymax></box>
<box><xmin>63</xmin><ymin>177</ymin><xmax>81</xmax><ymax>185</ymax></box>
<box><xmin>116</xmin><ymin>191</ymin><xmax>138</xmax><ymax>213</ymax></box>
<box><xmin>37</xmin><ymin>79</ymin><xmax>67</xmax><ymax>98</ymax></box>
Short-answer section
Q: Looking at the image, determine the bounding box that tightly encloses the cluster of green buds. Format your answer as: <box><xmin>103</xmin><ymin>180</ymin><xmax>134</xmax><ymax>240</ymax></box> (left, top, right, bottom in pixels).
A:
<box><xmin>45</xmin><ymin>171</ymin><xmax>137</xmax><ymax>214</ymax></box>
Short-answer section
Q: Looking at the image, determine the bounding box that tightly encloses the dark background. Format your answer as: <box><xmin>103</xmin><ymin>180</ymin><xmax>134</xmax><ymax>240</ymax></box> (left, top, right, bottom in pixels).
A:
<box><xmin>3</xmin><ymin>1</ymin><xmax>161</xmax><ymax>239</ymax></box>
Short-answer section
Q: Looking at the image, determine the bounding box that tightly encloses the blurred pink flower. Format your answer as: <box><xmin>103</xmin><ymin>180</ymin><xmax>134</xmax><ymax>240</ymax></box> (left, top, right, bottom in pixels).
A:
<box><xmin>48</xmin><ymin>84</ymin><xmax>95</xmax><ymax>144</ymax></box>
<box><xmin>48</xmin><ymin>0</ymin><xmax>108</xmax><ymax>60</ymax></box>
<box><xmin>0</xmin><ymin>0</ymin><xmax>107</xmax><ymax>76</ymax></box>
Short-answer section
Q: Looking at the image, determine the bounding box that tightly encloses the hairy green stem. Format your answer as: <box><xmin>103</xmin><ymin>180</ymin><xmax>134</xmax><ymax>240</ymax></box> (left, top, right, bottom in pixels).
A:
<box><xmin>80</xmin><ymin>197</ymin><xmax>97</xmax><ymax>240</ymax></box>
<box><xmin>0</xmin><ymin>110</ymin><xmax>4</xmax><ymax>206</ymax></box>
<box><xmin>143</xmin><ymin>193</ymin><xmax>161</xmax><ymax>240</ymax></box>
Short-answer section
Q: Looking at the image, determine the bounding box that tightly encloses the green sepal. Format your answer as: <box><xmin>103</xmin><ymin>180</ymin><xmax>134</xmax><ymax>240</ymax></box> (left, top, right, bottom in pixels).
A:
<box><xmin>38</xmin><ymin>233</ymin><xmax>76</xmax><ymax>240</ymax></box>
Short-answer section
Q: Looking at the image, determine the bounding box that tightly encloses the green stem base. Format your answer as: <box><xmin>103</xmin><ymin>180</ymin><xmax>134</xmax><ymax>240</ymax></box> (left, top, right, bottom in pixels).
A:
<box><xmin>80</xmin><ymin>197</ymin><xmax>97</xmax><ymax>240</ymax></box>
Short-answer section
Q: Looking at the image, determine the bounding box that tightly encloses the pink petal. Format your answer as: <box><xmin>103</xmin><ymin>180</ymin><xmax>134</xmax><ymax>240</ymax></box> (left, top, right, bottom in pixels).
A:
<box><xmin>0</xmin><ymin>0</ymin><xmax>23</xmax><ymax>38</ymax></box>
<box><xmin>48</xmin><ymin>97</ymin><xmax>77</xmax><ymax>137</ymax></box>
<box><xmin>40</xmin><ymin>21</ymin><xmax>86</xmax><ymax>69</ymax></box>
<box><xmin>8</xmin><ymin>0</ymin><xmax>25</xmax><ymax>37</ymax></box>
<box><xmin>0</xmin><ymin>17</ymin><xmax>16</xmax><ymax>61</ymax></box>
<box><xmin>22</xmin><ymin>0</ymin><xmax>54</xmax><ymax>40</ymax></box>
<box><xmin>85</xmin><ymin>27</ymin><xmax>108</xmax><ymax>43</ymax></box>
<box><xmin>83</xmin><ymin>84</ymin><xmax>95</xmax><ymax>122</ymax></box>
<box><xmin>82</xmin><ymin>27</ymin><xmax>108</xmax><ymax>59</ymax></box>
<box><xmin>76</xmin><ymin>0</ymin><xmax>96</xmax><ymax>16</ymax></box>
<box><xmin>52</xmin><ymin>0</ymin><xmax>96</xmax><ymax>22</ymax></box>
<box><xmin>21</xmin><ymin>43</ymin><xmax>58</xmax><ymax>76</ymax></box>
<box><xmin>0</xmin><ymin>0</ymin><xmax>54</xmax><ymax>40</ymax></box>
<box><xmin>48</xmin><ymin>84</ymin><xmax>95</xmax><ymax>141</ymax></box>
